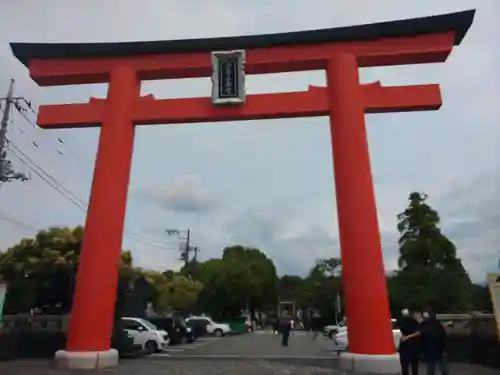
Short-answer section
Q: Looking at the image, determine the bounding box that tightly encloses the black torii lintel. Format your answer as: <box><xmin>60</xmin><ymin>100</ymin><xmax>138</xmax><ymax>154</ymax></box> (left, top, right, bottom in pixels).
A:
<box><xmin>10</xmin><ymin>10</ymin><xmax>475</xmax><ymax>68</ymax></box>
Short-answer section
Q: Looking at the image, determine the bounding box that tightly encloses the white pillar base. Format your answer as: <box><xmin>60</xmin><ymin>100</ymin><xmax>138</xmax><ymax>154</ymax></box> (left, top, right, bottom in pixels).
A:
<box><xmin>54</xmin><ymin>349</ymin><xmax>119</xmax><ymax>369</ymax></box>
<box><xmin>338</xmin><ymin>352</ymin><xmax>400</xmax><ymax>374</ymax></box>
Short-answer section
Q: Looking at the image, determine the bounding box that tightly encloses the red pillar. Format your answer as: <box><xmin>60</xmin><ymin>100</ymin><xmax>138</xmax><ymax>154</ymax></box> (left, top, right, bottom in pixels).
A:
<box><xmin>66</xmin><ymin>67</ymin><xmax>139</xmax><ymax>352</ymax></box>
<box><xmin>326</xmin><ymin>53</ymin><xmax>394</xmax><ymax>355</ymax></box>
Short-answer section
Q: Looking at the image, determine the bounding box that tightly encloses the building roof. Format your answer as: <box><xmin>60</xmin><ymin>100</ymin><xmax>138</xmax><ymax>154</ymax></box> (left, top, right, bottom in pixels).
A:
<box><xmin>10</xmin><ymin>10</ymin><xmax>475</xmax><ymax>68</ymax></box>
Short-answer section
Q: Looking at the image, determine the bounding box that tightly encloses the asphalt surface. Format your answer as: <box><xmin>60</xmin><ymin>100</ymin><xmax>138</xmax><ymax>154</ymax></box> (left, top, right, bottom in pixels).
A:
<box><xmin>152</xmin><ymin>330</ymin><xmax>335</xmax><ymax>359</ymax></box>
<box><xmin>0</xmin><ymin>359</ymin><xmax>343</xmax><ymax>375</ymax></box>
<box><xmin>1</xmin><ymin>331</ymin><xmax>497</xmax><ymax>374</ymax></box>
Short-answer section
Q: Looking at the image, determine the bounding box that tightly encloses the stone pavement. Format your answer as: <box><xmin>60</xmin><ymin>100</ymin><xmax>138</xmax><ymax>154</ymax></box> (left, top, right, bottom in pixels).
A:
<box><xmin>152</xmin><ymin>330</ymin><xmax>332</xmax><ymax>358</ymax></box>
<box><xmin>152</xmin><ymin>336</ymin><xmax>224</xmax><ymax>356</ymax></box>
<box><xmin>0</xmin><ymin>359</ymin><xmax>343</xmax><ymax>375</ymax></box>
<box><xmin>1</xmin><ymin>358</ymin><xmax>498</xmax><ymax>375</ymax></box>
<box><xmin>0</xmin><ymin>332</ymin><xmax>497</xmax><ymax>374</ymax></box>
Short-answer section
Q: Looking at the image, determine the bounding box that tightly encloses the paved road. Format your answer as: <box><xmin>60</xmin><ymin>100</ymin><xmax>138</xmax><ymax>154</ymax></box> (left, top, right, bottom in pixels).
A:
<box><xmin>1</xmin><ymin>331</ymin><xmax>497</xmax><ymax>374</ymax></box>
<box><xmin>152</xmin><ymin>331</ymin><xmax>335</xmax><ymax>359</ymax></box>
<box><xmin>0</xmin><ymin>359</ymin><xmax>343</xmax><ymax>375</ymax></box>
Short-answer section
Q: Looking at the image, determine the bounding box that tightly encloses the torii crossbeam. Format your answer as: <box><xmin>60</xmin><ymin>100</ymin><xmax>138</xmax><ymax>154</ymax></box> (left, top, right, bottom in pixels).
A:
<box><xmin>11</xmin><ymin>9</ymin><xmax>475</xmax><ymax>372</ymax></box>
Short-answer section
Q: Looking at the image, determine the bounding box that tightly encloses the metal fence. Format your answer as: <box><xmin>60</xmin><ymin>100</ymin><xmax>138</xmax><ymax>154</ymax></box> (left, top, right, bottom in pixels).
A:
<box><xmin>0</xmin><ymin>314</ymin><xmax>142</xmax><ymax>361</ymax></box>
<box><xmin>443</xmin><ymin>314</ymin><xmax>499</xmax><ymax>369</ymax></box>
<box><xmin>0</xmin><ymin>313</ymin><xmax>499</xmax><ymax>368</ymax></box>
<box><xmin>0</xmin><ymin>314</ymin><xmax>68</xmax><ymax>332</ymax></box>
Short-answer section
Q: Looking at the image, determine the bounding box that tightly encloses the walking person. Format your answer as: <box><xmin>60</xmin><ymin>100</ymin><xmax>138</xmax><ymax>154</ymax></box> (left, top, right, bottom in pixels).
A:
<box><xmin>311</xmin><ymin>313</ymin><xmax>322</xmax><ymax>340</ymax></box>
<box><xmin>272</xmin><ymin>316</ymin><xmax>280</xmax><ymax>335</ymax></box>
<box><xmin>398</xmin><ymin>308</ymin><xmax>421</xmax><ymax>375</ymax></box>
<box><xmin>280</xmin><ymin>311</ymin><xmax>292</xmax><ymax>346</ymax></box>
<box><xmin>244</xmin><ymin>318</ymin><xmax>253</xmax><ymax>332</ymax></box>
<box><xmin>419</xmin><ymin>310</ymin><xmax>450</xmax><ymax>375</ymax></box>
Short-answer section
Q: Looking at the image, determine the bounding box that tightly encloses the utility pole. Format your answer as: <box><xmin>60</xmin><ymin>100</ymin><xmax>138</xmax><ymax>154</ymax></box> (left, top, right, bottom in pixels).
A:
<box><xmin>0</xmin><ymin>79</ymin><xmax>14</xmax><ymax>179</ymax></box>
<box><xmin>184</xmin><ymin>228</ymin><xmax>191</xmax><ymax>269</ymax></box>
<box><xmin>166</xmin><ymin>228</ymin><xmax>193</xmax><ymax>270</ymax></box>
<box><xmin>165</xmin><ymin>228</ymin><xmax>201</xmax><ymax>280</ymax></box>
<box><xmin>191</xmin><ymin>245</ymin><xmax>200</xmax><ymax>262</ymax></box>
<box><xmin>0</xmin><ymin>79</ymin><xmax>28</xmax><ymax>183</ymax></box>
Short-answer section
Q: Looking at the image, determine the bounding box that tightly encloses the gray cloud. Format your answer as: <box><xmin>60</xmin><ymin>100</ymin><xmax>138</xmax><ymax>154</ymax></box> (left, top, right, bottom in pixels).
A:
<box><xmin>225</xmin><ymin>207</ymin><xmax>339</xmax><ymax>276</ymax></box>
<box><xmin>0</xmin><ymin>0</ymin><xmax>498</xmax><ymax>284</ymax></box>
<box><xmin>133</xmin><ymin>174</ymin><xmax>219</xmax><ymax>213</ymax></box>
<box><xmin>436</xmin><ymin>168</ymin><xmax>500</xmax><ymax>281</ymax></box>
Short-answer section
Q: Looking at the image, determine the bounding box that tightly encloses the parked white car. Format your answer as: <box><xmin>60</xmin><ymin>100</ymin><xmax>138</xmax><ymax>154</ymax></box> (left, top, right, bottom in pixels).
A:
<box><xmin>324</xmin><ymin>321</ymin><xmax>347</xmax><ymax>338</ymax></box>
<box><xmin>186</xmin><ymin>316</ymin><xmax>232</xmax><ymax>337</ymax></box>
<box><xmin>331</xmin><ymin>319</ymin><xmax>402</xmax><ymax>351</ymax></box>
<box><xmin>121</xmin><ymin>317</ymin><xmax>170</xmax><ymax>354</ymax></box>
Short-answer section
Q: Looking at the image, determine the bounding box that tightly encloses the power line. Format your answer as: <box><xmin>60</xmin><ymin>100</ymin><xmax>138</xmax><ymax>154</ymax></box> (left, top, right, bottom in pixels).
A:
<box><xmin>0</xmin><ymin>80</ymin><xmax>15</xmax><ymax>166</ymax></box>
<box><xmin>7</xmin><ymin>148</ymin><xmax>174</xmax><ymax>248</ymax></box>
<box><xmin>12</xmin><ymin>100</ymin><xmax>86</xmax><ymax>162</ymax></box>
<box><xmin>0</xmin><ymin>79</ymin><xmax>29</xmax><ymax>183</ymax></box>
<box><xmin>5</xmin><ymin>137</ymin><xmax>174</xmax><ymax>250</ymax></box>
<box><xmin>167</xmin><ymin>228</ymin><xmax>191</xmax><ymax>266</ymax></box>
<box><xmin>4</xmin><ymin>86</ymin><xmax>178</xmax><ymax>251</ymax></box>
<box><xmin>166</xmin><ymin>228</ymin><xmax>202</xmax><ymax>278</ymax></box>
<box><xmin>9</xmin><ymin>103</ymin><xmax>158</xmax><ymax>243</ymax></box>
<box><xmin>0</xmin><ymin>207</ymin><xmax>173</xmax><ymax>251</ymax></box>
<box><xmin>0</xmin><ymin>208</ymin><xmax>37</xmax><ymax>232</ymax></box>
<box><xmin>7</xmin><ymin>139</ymin><xmax>87</xmax><ymax>210</ymax></box>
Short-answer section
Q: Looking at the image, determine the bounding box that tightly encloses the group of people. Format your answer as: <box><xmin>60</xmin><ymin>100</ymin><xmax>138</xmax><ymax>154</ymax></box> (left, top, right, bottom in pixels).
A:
<box><xmin>269</xmin><ymin>307</ymin><xmax>450</xmax><ymax>375</ymax></box>
<box><xmin>399</xmin><ymin>308</ymin><xmax>449</xmax><ymax>375</ymax></box>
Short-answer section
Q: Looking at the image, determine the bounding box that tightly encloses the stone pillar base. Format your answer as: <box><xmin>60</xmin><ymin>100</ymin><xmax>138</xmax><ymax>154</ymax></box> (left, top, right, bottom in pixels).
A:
<box><xmin>338</xmin><ymin>352</ymin><xmax>400</xmax><ymax>374</ymax></box>
<box><xmin>54</xmin><ymin>349</ymin><xmax>119</xmax><ymax>369</ymax></box>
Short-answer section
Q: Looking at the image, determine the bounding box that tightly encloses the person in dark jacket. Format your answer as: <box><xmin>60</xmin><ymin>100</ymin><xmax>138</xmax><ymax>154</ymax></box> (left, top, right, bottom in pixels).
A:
<box><xmin>419</xmin><ymin>310</ymin><xmax>450</xmax><ymax>375</ymax></box>
<box><xmin>280</xmin><ymin>312</ymin><xmax>292</xmax><ymax>346</ymax></box>
<box><xmin>273</xmin><ymin>316</ymin><xmax>280</xmax><ymax>335</ymax></box>
<box><xmin>310</xmin><ymin>314</ymin><xmax>323</xmax><ymax>340</ymax></box>
<box><xmin>398</xmin><ymin>308</ymin><xmax>421</xmax><ymax>375</ymax></box>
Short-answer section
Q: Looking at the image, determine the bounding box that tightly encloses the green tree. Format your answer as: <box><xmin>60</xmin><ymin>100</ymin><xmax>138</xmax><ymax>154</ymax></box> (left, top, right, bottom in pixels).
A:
<box><xmin>0</xmin><ymin>226</ymin><xmax>83</xmax><ymax>313</ymax></box>
<box><xmin>142</xmin><ymin>271</ymin><xmax>203</xmax><ymax>313</ymax></box>
<box><xmin>222</xmin><ymin>246</ymin><xmax>278</xmax><ymax>316</ymax></box>
<box><xmin>165</xmin><ymin>275</ymin><xmax>203</xmax><ymax>311</ymax></box>
<box><xmin>295</xmin><ymin>258</ymin><xmax>342</xmax><ymax>322</ymax></box>
<box><xmin>469</xmin><ymin>283</ymin><xmax>493</xmax><ymax>312</ymax></box>
<box><xmin>313</xmin><ymin>258</ymin><xmax>342</xmax><ymax>277</ymax></box>
<box><xmin>0</xmin><ymin>226</ymin><xmax>146</xmax><ymax>315</ymax></box>
<box><xmin>394</xmin><ymin>192</ymin><xmax>472</xmax><ymax>312</ymax></box>
<box><xmin>197</xmin><ymin>258</ymin><xmax>253</xmax><ymax>319</ymax></box>
<box><xmin>278</xmin><ymin>275</ymin><xmax>304</xmax><ymax>302</ymax></box>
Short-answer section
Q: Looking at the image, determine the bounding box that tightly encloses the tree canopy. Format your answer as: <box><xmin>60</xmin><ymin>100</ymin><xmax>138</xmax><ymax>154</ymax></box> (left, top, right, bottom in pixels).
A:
<box><xmin>195</xmin><ymin>246</ymin><xmax>278</xmax><ymax>320</ymax></box>
<box><xmin>0</xmin><ymin>226</ymin><xmax>83</xmax><ymax>313</ymax></box>
<box><xmin>392</xmin><ymin>192</ymin><xmax>474</xmax><ymax>313</ymax></box>
<box><xmin>0</xmin><ymin>195</ymin><xmax>494</xmax><ymax>322</ymax></box>
<box><xmin>0</xmin><ymin>226</ymin><xmax>203</xmax><ymax>316</ymax></box>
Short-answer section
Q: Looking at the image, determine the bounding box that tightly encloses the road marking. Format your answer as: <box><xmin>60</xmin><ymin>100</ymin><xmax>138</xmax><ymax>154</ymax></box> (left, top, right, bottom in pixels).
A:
<box><xmin>163</xmin><ymin>348</ymin><xmax>185</xmax><ymax>352</ymax></box>
<box><xmin>182</xmin><ymin>343</ymin><xmax>211</xmax><ymax>349</ymax></box>
<box><xmin>153</xmin><ymin>337</ymin><xmax>223</xmax><ymax>356</ymax></box>
<box><xmin>253</xmin><ymin>331</ymin><xmax>308</xmax><ymax>336</ymax></box>
<box><xmin>153</xmin><ymin>354</ymin><xmax>338</xmax><ymax>359</ymax></box>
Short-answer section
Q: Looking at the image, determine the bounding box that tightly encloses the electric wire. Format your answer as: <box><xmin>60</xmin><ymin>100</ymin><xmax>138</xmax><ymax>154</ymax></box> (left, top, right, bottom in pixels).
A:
<box><xmin>0</xmin><ymin>208</ymin><xmax>38</xmax><ymax>232</ymax></box>
<box><xmin>3</xmin><ymin>104</ymin><xmax>178</xmax><ymax>250</ymax></box>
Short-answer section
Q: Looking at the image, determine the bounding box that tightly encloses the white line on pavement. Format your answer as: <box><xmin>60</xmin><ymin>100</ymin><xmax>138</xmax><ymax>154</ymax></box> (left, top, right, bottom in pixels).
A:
<box><xmin>158</xmin><ymin>354</ymin><xmax>338</xmax><ymax>359</ymax></box>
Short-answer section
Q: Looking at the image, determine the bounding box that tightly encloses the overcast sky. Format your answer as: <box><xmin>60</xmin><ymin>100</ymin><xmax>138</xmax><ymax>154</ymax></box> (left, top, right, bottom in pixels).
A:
<box><xmin>0</xmin><ymin>0</ymin><xmax>499</xmax><ymax>282</ymax></box>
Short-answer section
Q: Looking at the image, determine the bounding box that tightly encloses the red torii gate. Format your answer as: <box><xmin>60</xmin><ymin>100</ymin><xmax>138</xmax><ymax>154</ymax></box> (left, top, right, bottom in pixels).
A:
<box><xmin>11</xmin><ymin>9</ymin><xmax>474</xmax><ymax>372</ymax></box>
